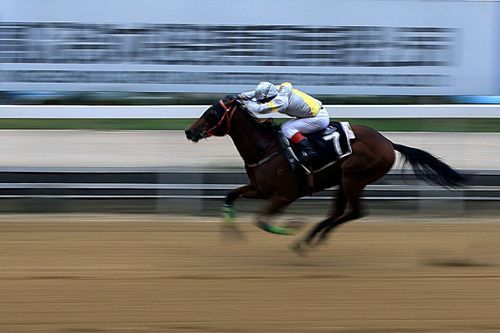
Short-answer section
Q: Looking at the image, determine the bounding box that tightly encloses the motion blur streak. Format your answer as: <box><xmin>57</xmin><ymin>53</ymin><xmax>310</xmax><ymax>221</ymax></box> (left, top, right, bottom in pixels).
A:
<box><xmin>1</xmin><ymin>214</ymin><xmax>500</xmax><ymax>332</ymax></box>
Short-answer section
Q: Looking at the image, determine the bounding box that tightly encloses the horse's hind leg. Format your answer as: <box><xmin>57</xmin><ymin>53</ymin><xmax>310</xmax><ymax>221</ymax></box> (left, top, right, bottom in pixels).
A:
<box><xmin>316</xmin><ymin>175</ymin><xmax>366</xmax><ymax>245</ymax></box>
<box><xmin>300</xmin><ymin>184</ymin><xmax>348</xmax><ymax>246</ymax></box>
<box><xmin>294</xmin><ymin>176</ymin><xmax>365</xmax><ymax>253</ymax></box>
<box><xmin>312</xmin><ymin>155</ymin><xmax>393</xmax><ymax>246</ymax></box>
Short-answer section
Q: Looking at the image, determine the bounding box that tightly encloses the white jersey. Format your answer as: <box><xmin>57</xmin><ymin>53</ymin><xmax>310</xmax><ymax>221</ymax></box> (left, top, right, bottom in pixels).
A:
<box><xmin>241</xmin><ymin>82</ymin><xmax>322</xmax><ymax>118</ymax></box>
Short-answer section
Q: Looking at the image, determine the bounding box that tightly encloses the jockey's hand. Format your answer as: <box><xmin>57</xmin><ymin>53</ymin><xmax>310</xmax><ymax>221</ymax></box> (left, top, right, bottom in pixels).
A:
<box><xmin>223</xmin><ymin>94</ymin><xmax>239</xmax><ymax>102</ymax></box>
<box><xmin>237</xmin><ymin>93</ymin><xmax>250</xmax><ymax>100</ymax></box>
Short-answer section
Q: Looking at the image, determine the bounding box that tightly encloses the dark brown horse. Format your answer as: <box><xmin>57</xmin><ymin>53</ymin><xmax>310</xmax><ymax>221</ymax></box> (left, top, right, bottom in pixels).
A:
<box><xmin>185</xmin><ymin>96</ymin><xmax>464</xmax><ymax>252</ymax></box>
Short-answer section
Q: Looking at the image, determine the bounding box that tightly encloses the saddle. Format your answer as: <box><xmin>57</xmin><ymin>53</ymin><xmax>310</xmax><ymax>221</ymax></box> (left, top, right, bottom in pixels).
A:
<box><xmin>286</xmin><ymin>121</ymin><xmax>356</xmax><ymax>172</ymax></box>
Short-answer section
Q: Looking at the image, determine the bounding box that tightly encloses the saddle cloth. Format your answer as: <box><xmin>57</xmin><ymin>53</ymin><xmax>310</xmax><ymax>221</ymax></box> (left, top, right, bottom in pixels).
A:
<box><xmin>291</xmin><ymin>121</ymin><xmax>355</xmax><ymax>170</ymax></box>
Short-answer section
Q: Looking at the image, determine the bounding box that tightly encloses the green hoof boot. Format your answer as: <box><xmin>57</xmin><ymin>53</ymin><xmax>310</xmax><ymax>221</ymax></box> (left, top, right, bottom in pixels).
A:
<box><xmin>256</xmin><ymin>221</ymin><xmax>296</xmax><ymax>236</ymax></box>
<box><xmin>222</xmin><ymin>204</ymin><xmax>236</xmax><ymax>223</ymax></box>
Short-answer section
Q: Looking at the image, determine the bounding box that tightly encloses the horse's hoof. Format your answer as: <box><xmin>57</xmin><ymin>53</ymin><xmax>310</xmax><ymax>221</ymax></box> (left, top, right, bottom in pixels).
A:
<box><xmin>220</xmin><ymin>222</ymin><xmax>244</xmax><ymax>240</ymax></box>
<box><xmin>314</xmin><ymin>232</ymin><xmax>330</xmax><ymax>247</ymax></box>
<box><xmin>221</xmin><ymin>204</ymin><xmax>236</xmax><ymax>223</ymax></box>
<box><xmin>289</xmin><ymin>241</ymin><xmax>309</xmax><ymax>256</ymax></box>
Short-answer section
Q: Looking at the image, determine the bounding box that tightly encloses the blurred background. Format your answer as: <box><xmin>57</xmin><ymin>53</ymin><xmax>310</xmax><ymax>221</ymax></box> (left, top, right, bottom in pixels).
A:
<box><xmin>0</xmin><ymin>0</ymin><xmax>498</xmax><ymax>214</ymax></box>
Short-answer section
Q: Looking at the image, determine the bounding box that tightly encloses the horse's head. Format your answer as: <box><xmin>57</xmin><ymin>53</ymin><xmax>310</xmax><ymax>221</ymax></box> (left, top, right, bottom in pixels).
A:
<box><xmin>185</xmin><ymin>95</ymin><xmax>238</xmax><ymax>142</ymax></box>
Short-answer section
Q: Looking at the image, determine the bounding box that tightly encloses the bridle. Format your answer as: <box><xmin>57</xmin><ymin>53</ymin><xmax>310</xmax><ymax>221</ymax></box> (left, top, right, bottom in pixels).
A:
<box><xmin>203</xmin><ymin>98</ymin><xmax>284</xmax><ymax>169</ymax></box>
<box><xmin>205</xmin><ymin>99</ymin><xmax>238</xmax><ymax>137</ymax></box>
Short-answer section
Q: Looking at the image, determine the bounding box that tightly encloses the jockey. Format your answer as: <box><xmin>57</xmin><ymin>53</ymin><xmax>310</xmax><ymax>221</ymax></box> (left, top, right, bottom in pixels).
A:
<box><xmin>239</xmin><ymin>81</ymin><xmax>330</xmax><ymax>163</ymax></box>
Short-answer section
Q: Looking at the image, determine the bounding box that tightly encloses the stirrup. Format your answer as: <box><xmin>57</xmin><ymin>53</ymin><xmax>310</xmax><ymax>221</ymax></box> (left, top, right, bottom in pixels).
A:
<box><xmin>299</xmin><ymin>151</ymin><xmax>317</xmax><ymax>164</ymax></box>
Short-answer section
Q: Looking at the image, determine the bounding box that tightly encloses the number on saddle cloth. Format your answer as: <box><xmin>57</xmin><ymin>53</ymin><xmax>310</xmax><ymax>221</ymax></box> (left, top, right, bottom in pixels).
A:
<box><xmin>290</xmin><ymin>121</ymin><xmax>355</xmax><ymax>170</ymax></box>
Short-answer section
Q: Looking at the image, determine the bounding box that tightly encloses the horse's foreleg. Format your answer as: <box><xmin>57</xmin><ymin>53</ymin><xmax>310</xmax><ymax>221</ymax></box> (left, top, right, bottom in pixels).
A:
<box><xmin>223</xmin><ymin>184</ymin><xmax>263</xmax><ymax>222</ymax></box>
<box><xmin>224</xmin><ymin>184</ymin><xmax>262</xmax><ymax>205</ymax></box>
<box><xmin>255</xmin><ymin>193</ymin><xmax>297</xmax><ymax>235</ymax></box>
<box><xmin>221</xmin><ymin>184</ymin><xmax>264</xmax><ymax>239</ymax></box>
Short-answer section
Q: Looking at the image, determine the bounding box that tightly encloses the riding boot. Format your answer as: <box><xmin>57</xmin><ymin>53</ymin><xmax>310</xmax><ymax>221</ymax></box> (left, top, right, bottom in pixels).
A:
<box><xmin>296</xmin><ymin>137</ymin><xmax>317</xmax><ymax>163</ymax></box>
<box><xmin>277</xmin><ymin>131</ymin><xmax>300</xmax><ymax>171</ymax></box>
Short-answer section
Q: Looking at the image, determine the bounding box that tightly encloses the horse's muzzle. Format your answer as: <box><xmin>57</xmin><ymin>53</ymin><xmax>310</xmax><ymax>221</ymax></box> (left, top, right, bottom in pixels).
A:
<box><xmin>185</xmin><ymin>128</ymin><xmax>201</xmax><ymax>142</ymax></box>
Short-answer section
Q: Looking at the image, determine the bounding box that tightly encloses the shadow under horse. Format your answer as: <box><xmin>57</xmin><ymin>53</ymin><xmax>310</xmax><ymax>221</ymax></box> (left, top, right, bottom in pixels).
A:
<box><xmin>185</xmin><ymin>97</ymin><xmax>465</xmax><ymax>253</ymax></box>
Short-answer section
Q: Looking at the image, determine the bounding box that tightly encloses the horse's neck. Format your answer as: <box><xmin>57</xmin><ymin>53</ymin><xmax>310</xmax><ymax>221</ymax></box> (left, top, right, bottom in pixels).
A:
<box><xmin>228</xmin><ymin>114</ymin><xmax>279</xmax><ymax>164</ymax></box>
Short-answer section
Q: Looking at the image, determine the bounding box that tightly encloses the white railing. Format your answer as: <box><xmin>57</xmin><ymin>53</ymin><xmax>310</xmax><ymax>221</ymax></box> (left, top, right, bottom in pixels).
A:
<box><xmin>0</xmin><ymin>105</ymin><xmax>499</xmax><ymax>119</ymax></box>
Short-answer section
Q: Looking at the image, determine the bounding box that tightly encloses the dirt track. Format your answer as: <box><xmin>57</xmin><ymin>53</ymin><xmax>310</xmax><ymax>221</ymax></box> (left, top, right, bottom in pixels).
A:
<box><xmin>1</xmin><ymin>214</ymin><xmax>500</xmax><ymax>333</ymax></box>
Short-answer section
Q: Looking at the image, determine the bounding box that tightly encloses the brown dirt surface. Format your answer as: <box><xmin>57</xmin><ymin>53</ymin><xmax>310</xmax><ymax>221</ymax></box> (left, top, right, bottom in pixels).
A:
<box><xmin>1</xmin><ymin>214</ymin><xmax>500</xmax><ymax>333</ymax></box>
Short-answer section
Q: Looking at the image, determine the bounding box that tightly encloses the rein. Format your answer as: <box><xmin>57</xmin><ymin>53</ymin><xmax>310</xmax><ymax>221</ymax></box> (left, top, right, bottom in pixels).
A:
<box><xmin>206</xmin><ymin>99</ymin><xmax>282</xmax><ymax>168</ymax></box>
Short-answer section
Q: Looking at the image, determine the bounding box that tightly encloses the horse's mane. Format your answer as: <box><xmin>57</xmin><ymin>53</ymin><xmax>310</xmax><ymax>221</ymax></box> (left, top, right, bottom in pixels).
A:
<box><xmin>222</xmin><ymin>95</ymin><xmax>281</xmax><ymax>133</ymax></box>
<box><xmin>251</xmin><ymin>116</ymin><xmax>281</xmax><ymax>132</ymax></box>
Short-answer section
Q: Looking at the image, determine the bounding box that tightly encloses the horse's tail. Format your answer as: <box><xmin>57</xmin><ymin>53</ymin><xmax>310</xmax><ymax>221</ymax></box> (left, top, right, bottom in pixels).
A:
<box><xmin>392</xmin><ymin>143</ymin><xmax>466</xmax><ymax>188</ymax></box>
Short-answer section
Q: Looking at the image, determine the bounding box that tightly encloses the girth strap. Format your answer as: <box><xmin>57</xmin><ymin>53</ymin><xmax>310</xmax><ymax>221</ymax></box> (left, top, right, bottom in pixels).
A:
<box><xmin>246</xmin><ymin>152</ymin><xmax>279</xmax><ymax>168</ymax></box>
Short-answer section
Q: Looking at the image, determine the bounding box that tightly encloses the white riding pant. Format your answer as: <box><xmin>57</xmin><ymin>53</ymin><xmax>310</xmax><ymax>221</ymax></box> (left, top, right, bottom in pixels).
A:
<box><xmin>281</xmin><ymin>107</ymin><xmax>330</xmax><ymax>139</ymax></box>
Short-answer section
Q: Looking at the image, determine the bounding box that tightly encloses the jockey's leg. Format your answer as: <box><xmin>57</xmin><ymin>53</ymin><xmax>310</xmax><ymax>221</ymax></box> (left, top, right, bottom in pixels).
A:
<box><xmin>291</xmin><ymin>132</ymin><xmax>317</xmax><ymax>163</ymax></box>
<box><xmin>277</xmin><ymin>131</ymin><xmax>300</xmax><ymax>171</ymax></box>
<box><xmin>281</xmin><ymin>108</ymin><xmax>330</xmax><ymax>137</ymax></box>
<box><xmin>281</xmin><ymin>109</ymin><xmax>330</xmax><ymax>163</ymax></box>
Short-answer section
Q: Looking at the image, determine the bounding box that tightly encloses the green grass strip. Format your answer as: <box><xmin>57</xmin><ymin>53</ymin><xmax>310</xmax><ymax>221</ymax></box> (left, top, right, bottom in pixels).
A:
<box><xmin>0</xmin><ymin>118</ymin><xmax>499</xmax><ymax>132</ymax></box>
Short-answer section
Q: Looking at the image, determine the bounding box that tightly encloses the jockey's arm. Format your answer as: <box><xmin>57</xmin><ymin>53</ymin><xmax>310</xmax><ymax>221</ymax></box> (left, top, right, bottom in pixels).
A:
<box><xmin>244</xmin><ymin>94</ymin><xmax>289</xmax><ymax>114</ymax></box>
<box><xmin>239</xmin><ymin>90</ymin><xmax>256</xmax><ymax>100</ymax></box>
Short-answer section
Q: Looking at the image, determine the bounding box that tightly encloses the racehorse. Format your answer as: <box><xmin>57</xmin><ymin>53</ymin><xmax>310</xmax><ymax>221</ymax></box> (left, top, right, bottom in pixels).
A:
<box><xmin>185</xmin><ymin>96</ymin><xmax>465</xmax><ymax>253</ymax></box>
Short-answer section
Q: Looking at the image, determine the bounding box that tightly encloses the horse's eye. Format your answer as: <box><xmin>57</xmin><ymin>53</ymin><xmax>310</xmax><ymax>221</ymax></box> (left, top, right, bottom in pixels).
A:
<box><xmin>206</xmin><ymin>111</ymin><xmax>217</xmax><ymax>124</ymax></box>
<box><xmin>202</xmin><ymin>109</ymin><xmax>215</xmax><ymax>124</ymax></box>
<box><xmin>206</xmin><ymin>108</ymin><xmax>223</xmax><ymax>125</ymax></box>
